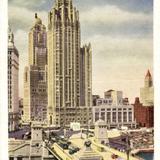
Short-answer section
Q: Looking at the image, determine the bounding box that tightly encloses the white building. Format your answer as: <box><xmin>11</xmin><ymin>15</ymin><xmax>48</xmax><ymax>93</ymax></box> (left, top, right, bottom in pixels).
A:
<box><xmin>93</xmin><ymin>91</ymin><xmax>136</xmax><ymax>128</ymax></box>
<box><xmin>96</xmin><ymin>90</ymin><xmax>123</xmax><ymax>106</ymax></box>
<box><xmin>93</xmin><ymin>104</ymin><xmax>136</xmax><ymax>129</ymax></box>
<box><xmin>8</xmin><ymin>28</ymin><xmax>19</xmax><ymax>131</ymax></box>
<box><xmin>140</xmin><ymin>70</ymin><xmax>154</xmax><ymax>106</ymax></box>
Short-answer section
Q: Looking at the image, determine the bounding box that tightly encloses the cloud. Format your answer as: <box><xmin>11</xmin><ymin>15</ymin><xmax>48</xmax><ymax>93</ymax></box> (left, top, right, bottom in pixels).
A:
<box><xmin>8</xmin><ymin>0</ymin><xmax>153</xmax><ymax>101</ymax></box>
<box><xmin>83</xmin><ymin>34</ymin><xmax>152</xmax><ymax>61</ymax></box>
<box><xmin>79</xmin><ymin>4</ymin><xmax>152</xmax><ymax>40</ymax></box>
<box><xmin>80</xmin><ymin>5</ymin><xmax>152</xmax><ymax>26</ymax></box>
<box><xmin>8</xmin><ymin>5</ymin><xmax>48</xmax><ymax>31</ymax></box>
<box><xmin>8</xmin><ymin>0</ymin><xmax>53</xmax><ymax>11</ymax></box>
<box><xmin>74</xmin><ymin>0</ymin><xmax>153</xmax><ymax>14</ymax></box>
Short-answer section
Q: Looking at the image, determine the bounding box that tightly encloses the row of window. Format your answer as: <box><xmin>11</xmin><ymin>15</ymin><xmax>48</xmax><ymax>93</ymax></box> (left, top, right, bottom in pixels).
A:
<box><xmin>95</xmin><ymin>111</ymin><xmax>133</xmax><ymax>123</ymax></box>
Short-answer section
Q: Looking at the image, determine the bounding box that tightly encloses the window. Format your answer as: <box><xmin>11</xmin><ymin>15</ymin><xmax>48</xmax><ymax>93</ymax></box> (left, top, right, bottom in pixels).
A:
<box><xmin>112</xmin><ymin>112</ymin><xmax>116</xmax><ymax>123</ymax></box>
<box><xmin>107</xmin><ymin>112</ymin><xmax>111</xmax><ymax>123</ymax></box>
<box><xmin>95</xmin><ymin>112</ymin><xmax>99</xmax><ymax>122</ymax></box>
<box><xmin>129</xmin><ymin>112</ymin><xmax>132</xmax><ymax>122</ymax></box>
<box><xmin>118</xmin><ymin>112</ymin><xmax>122</xmax><ymax>122</ymax></box>
<box><xmin>101</xmin><ymin>112</ymin><xmax>105</xmax><ymax>121</ymax></box>
<box><xmin>123</xmin><ymin>112</ymin><xmax>127</xmax><ymax>122</ymax></box>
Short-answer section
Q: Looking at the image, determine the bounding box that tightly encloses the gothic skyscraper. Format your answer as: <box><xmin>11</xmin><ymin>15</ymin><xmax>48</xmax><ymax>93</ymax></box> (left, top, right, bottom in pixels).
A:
<box><xmin>47</xmin><ymin>0</ymin><xmax>92</xmax><ymax>126</ymax></box>
<box><xmin>23</xmin><ymin>14</ymin><xmax>48</xmax><ymax>122</ymax></box>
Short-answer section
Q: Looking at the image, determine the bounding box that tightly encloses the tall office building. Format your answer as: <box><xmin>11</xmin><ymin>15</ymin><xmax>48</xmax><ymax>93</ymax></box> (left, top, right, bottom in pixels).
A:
<box><xmin>23</xmin><ymin>14</ymin><xmax>48</xmax><ymax>122</ymax></box>
<box><xmin>48</xmin><ymin>0</ymin><xmax>92</xmax><ymax>126</ymax></box>
<box><xmin>140</xmin><ymin>70</ymin><xmax>154</xmax><ymax>106</ymax></box>
<box><xmin>8</xmin><ymin>28</ymin><xmax>19</xmax><ymax>131</ymax></box>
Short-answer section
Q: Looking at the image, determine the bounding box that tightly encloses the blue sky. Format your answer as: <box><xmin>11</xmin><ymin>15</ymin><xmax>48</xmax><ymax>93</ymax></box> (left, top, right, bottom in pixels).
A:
<box><xmin>8</xmin><ymin>0</ymin><xmax>153</xmax><ymax>102</ymax></box>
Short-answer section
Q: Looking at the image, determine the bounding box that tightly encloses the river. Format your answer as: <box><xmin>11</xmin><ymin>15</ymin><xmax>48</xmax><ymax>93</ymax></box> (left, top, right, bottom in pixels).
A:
<box><xmin>137</xmin><ymin>152</ymin><xmax>154</xmax><ymax>160</ymax></box>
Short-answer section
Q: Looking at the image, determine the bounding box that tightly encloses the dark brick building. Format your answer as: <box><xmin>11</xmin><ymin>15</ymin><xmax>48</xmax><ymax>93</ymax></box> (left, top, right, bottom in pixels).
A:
<box><xmin>134</xmin><ymin>97</ymin><xmax>154</xmax><ymax>128</ymax></box>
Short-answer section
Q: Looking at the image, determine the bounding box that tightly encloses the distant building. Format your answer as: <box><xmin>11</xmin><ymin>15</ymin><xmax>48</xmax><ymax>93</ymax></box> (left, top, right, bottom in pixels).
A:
<box><xmin>140</xmin><ymin>70</ymin><xmax>154</xmax><ymax>106</ymax></box>
<box><xmin>134</xmin><ymin>98</ymin><xmax>153</xmax><ymax>128</ymax></box>
<box><xmin>97</xmin><ymin>90</ymin><xmax>128</xmax><ymax>106</ymax></box>
<box><xmin>93</xmin><ymin>90</ymin><xmax>136</xmax><ymax>128</ymax></box>
<box><xmin>47</xmin><ymin>0</ymin><xmax>92</xmax><ymax>126</ymax></box>
<box><xmin>134</xmin><ymin>70</ymin><xmax>154</xmax><ymax>128</ymax></box>
<box><xmin>104</xmin><ymin>90</ymin><xmax>123</xmax><ymax>105</ymax></box>
<box><xmin>92</xmin><ymin>95</ymin><xmax>100</xmax><ymax>106</ymax></box>
<box><xmin>23</xmin><ymin>14</ymin><xmax>48</xmax><ymax>122</ymax></box>
<box><xmin>8</xmin><ymin>27</ymin><xmax>20</xmax><ymax>131</ymax></box>
<box><xmin>104</xmin><ymin>89</ymin><xmax>114</xmax><ymax>98</ymax></box>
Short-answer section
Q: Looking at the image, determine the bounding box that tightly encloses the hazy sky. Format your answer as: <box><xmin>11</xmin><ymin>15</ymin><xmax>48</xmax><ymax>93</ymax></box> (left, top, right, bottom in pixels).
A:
<box><xmin>8</xmin><ymin>0</ymin><xmax>153</xmax><ymax>103</ymax></box>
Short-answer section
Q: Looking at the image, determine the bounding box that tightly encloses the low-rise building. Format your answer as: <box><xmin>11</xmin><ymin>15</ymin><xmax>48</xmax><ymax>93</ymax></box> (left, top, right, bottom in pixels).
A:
<box><xmin>134</xmin><ymin>97</ymin><xmax>153</xmax><ymax>128</ymax></box>
<box><xmin>93</xmin><ymin>90</ymin><xmax>136</xmax><ymax>129</ymax></box>
<box><xmin>93</xmin><ymin>104</ymin><xmax>136</xmax><ymax>129</ymax></box>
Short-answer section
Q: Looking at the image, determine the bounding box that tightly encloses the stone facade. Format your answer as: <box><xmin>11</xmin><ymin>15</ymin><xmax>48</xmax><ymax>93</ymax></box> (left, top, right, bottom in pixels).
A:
<box><xmin>8</xmin><ymin>28</ymin><xmax>20</xmax><ymax>131</ymax></box>
<box><xmin>47</xmin><ymin>0</ymin><xmax>92</xmax><ymax>126</ymax></box>
<box><xmin>80</xmin><ymin>44</ymin><xmax>92</xmax><ymax>107</ymax></box>
<box><xmin>23</xmin><ymin>14</ymin><xmax>48</xmax><ymax>122</ymax></box>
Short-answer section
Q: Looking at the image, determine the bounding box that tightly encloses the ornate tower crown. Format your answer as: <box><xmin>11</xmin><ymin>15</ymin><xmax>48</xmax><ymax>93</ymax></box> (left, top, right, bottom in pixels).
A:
<box><xmin>145</xmin><ymin>70</ymin><xmax>152</xmax><ymax>79</ymax></box>
<box><xmin>145</xmin><ymin>69</ymin><xmax>153</xmax><ymax>87</ymax></box>
<box><xmin>8</xmin><ymin>27</ymin><xmax>14</xmax><ymax>45</ymax></box>
<box><xmin>34</xmin><ymin>13</ymin><xmax>42</xmax><ymax>25</ymax></box>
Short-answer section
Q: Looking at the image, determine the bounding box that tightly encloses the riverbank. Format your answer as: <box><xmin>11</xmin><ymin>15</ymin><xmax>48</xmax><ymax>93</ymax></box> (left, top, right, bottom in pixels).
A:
<box><xmin>131</xmin><ymin>148</ymin><xmax>154</xmax><ymax>155</ymax></box>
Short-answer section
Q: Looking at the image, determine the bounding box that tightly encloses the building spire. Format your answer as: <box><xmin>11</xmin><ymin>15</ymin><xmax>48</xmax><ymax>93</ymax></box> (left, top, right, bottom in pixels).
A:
<box><xmin>144</xmin><ymin>69</ymin><xmax>152</xmax><ymax>87</ymax></box>
<box><xmin>8</xmin><ymin>26</ymin><xmax>14</xmax><ymax>45</ymax></box>
<box><xmin>35</xmin><ymin>13</ymin><xmax>38</xmax><ymax>19</ymax></box>
<box><xmin>145</xmin><ymin>69</ymin><xmax>152</xmax><ymax>79</ymax></box>
<box><xmin>34</xmin><ymin>13</ymin><xmax>42</xmax><ymax>25</ymax></box>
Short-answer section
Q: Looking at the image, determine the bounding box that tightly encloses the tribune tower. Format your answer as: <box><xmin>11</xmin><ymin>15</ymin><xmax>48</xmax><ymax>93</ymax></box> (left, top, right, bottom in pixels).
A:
<box><xmin>48</xmin><ymin>0</ymin><xmax>92</xmax><ymax>126</ymax></box>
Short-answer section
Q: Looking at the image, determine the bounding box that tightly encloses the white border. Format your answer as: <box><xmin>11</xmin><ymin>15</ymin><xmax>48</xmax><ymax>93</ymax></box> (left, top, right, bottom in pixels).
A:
<box><xmin>154</xmin><ymin>0</ymin><xmax>160</xmax><ymax>159</ymax></box>
<box><xmin>0</xmin><ymin>0</ymin><xmax>8</xmax><ymax>159</ymax></box>
<box><xmin>0</xmin><ymin>0</ymin><xmax>158</xmax><ymax>159</ymax></box>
